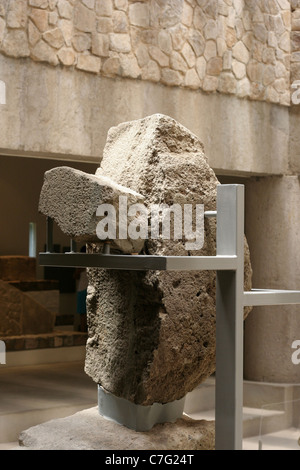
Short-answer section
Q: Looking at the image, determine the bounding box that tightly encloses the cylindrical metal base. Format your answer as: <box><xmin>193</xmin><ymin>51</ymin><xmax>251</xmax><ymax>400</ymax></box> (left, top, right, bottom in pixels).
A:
<box><xmin>98</xmin><ymin>385</ymin><xmax>186</xmax><ymax>432</ymax></box>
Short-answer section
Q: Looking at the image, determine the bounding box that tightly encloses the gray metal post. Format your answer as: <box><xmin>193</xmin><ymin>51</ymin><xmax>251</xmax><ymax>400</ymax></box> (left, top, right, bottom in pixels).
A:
<box><xmin>215</xmin><ymin>185</ymin><xmax>245</xmax><ymax>450</ymax></box>
<box><xmin>46</xmin><ymin>217</ymin><xmax>53</xmax><ymax>253</ymax></box>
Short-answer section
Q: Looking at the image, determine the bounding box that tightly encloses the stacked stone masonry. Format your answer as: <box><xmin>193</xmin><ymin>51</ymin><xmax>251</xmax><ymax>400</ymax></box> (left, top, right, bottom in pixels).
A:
<box><xmin>0</xmin><ymin>0</ymin><xmax>298</xmax><ymax>106</ymax></box>
<box><xmin>292</xmin><ymin>0</ymin><xmax>300</xmax><ymax>82</ymax></box>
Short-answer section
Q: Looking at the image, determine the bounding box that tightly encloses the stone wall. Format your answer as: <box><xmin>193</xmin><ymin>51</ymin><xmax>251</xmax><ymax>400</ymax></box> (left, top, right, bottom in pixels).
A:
<box><xmin>292</xmin><ymin>0</ymin><xmax>300</xmax><ymax>82</ymax></box>
<box><xmin>0</xmin><ymin>0</ymin><xmax>296</xmax><ymax>106</ymax></box>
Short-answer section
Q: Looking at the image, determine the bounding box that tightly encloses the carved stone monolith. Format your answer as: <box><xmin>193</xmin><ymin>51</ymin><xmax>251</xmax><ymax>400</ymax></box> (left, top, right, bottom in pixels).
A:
<box><xmin>84</xmin><ymin>114</ymin><xmax>252</xmax><ymax>406</ymax></box>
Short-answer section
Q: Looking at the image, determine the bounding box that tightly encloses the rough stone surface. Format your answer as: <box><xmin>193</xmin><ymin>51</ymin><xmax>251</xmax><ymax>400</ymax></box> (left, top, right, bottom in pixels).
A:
<box><xmin>0</xmin><ymin>279</ymin><xmax>56</xmax><ymax>336</ymax></box>
<box><xmin>85</xmin><ymin>114</ymin><xmax>252</xmax><ymax>405</ymax></box>
<box><xmin>17</xmin><ymin>407</ymin><xmax>215</xmax><ymax>450</ymax></box>
<box><xmin>38</xmin><ymin>166</ymin><xmax>145</xmax><ymax>253</ymax></box>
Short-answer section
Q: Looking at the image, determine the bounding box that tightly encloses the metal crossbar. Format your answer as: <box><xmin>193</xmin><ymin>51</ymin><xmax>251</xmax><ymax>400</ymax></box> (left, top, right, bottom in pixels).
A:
<box><xmin>38</xmin><ymin>184</ymin><xmax>300</xmax><ymax>450</ymax></box>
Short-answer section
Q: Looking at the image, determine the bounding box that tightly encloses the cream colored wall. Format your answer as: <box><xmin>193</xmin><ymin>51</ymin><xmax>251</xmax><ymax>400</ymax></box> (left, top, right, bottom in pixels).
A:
<box><xmin>0</xmin><ymin>54</ymin><xmax>291</xmax><ymax>177</ymax></box>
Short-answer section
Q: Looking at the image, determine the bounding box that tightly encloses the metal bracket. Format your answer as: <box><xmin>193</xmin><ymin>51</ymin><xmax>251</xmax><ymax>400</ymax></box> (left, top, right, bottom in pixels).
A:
<box><xmin>39</xmin><ymin>184</ymin><xmax>300</xmax><ymax>450</ymax></box>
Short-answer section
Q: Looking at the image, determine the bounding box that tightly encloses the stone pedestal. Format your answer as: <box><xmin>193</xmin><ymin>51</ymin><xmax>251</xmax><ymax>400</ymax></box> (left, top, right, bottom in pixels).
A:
<box><xmin>17</xmin><ymin>407</ymin><xmax>215</xmax><ymax>450</ymax></box>
<box><xmin>244</xmin><ymin>176</ymin><xmax>300</xmax><ymax>383</ymax></box>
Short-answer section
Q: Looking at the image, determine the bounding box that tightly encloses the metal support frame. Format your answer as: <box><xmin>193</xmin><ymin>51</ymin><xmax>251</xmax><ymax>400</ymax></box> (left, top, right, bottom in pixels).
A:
<box><xmin>39</xmin><ymin>184</ymin><xmax>300</xmax><ymax>450</ymax></box>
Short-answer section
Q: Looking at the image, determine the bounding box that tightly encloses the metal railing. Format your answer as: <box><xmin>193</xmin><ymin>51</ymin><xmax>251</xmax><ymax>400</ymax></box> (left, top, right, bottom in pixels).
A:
<box><xmin>39</xmin><ymin>184</ymin><xmax>300</xmax><ymax>450</ymax></box>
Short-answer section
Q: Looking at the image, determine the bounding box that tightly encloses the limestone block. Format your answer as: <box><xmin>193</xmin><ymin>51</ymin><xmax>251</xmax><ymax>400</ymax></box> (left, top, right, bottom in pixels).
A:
<box><xmin>7</xmin><ymin>0</ymin><xmax>27</xmax><ymax>29</ymax></box>
<box><xmin>31</xmin><ymin>40</ymin><xmax>59</xmax><ymax>66</ymax></box>
<box><xmin>18</xmin><ymin>407</ymin><xmax>215</xmax><ymax>450</ymax></box>
<box><xmin>57</xmin><ymin>47</ymin><xmax>76</xmax><ymax>66</ymax></box>
<box><xmin>38</xmin><ymin>166</ymin><xmax>145</xmax><ymax>253</ymax></box>
<box><xmin>77</xmin><ymin>54</ymin><xmax>101</xmax><ymax>73</ymax></box>
<box><xmin>74</xmin><ymin>2</ymin><xmax>95</xmax><ymax>32</ymax></box>
<box><xmin>85</xmin><ymin>114</ymin><xmax>252</xmax><ymax>406</ymax></box>
<box><xmin>0</xmin><ymin>280</ymin><xmax>56</xmax><ymax>336</ymax></box>
<box><xmin>29</xmin><ymin>8</ymin><xmax>49</xmax><ymax>32</ymax></box>
<box><xmin>43</xmin><ymin>28</ymin><xmax>65</xmax><ymax>49</ymax></box>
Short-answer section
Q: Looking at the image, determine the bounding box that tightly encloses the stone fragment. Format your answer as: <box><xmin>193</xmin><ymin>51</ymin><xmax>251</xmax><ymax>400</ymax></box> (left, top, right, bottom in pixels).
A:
<box><xmin>196</xmin><ymin>56</ymin><xmax>206</xmax><ymax>79</ymax></box>
<box><xmin>182</xmin><ymin>2</ymin><xmax>193</xmax><ymax>27</ymax></box>
<box><xmin>193</xmin><ymin>6</ymin><xmax>207</xmax><ymax>30</ymax></box>
<box><xmin>204</xmin><ymin>19</ymin><xmax>218</xmax><ymax>40</ymax></box>
<box><xmin>141</xmin><ymin>59</ymin><xmax>160</xmax><ymax>82</ymax></box>
<box><xmin>95</xmin><ymin>0</ymin><xmax>113</xmax><ymax>17</ymax></box>
<box><xmin>148</xmin><ymin>45</ymin><xmax>169</xmax><ymax>67</ymax></box>
<box><xmin>29</xmin><ymin>0</ymin><xmax>49</xmax><ymax>8</ymax></box>
<box><xmin>158</xmin><ymin>30</ymin><xmax>172</xmax><ymax>55</ymax></box>
<box><xmin>202</xmin><ymin>75</ymin><xmax>218</xmax><ymax>91</ymax></box>
<box><xmin>129</xmin><ymin>2</ymin><xmax>149</xmax><ymax>28</ymax></box>
<box><xmin>232</xmin><ymin>41</ymin><xmax>250</xmax><ymax>64</ymax></box>
<box><xmin>7</xmin><ymin>0</ymin><xmax>27</xmax><ymax>29</ymax></box>
<box><xmin>185</xmin><ymin>68</ymin><xmax>201</xmax><ymax>88</ymax></box>
<box><xmin>170</xmin><ymin>51</ymin><xmax>188</xmax><ymax>72</ymax></box>
<box><xmin>86</xmin><ymin>114</ymin><xmax>252</xmax><ymax>406</ymax></box>
<box><xmin>102</xmin><ymin>56</ymin><xmax>121</xmax><ymax>75</ymax></box>
<box><xmin>72</xmin><ymin>33</ymin><xmax>91</xmax><ymax>52</ymax></box>
<box><xmin>159</xmin><ymin>1</ymin><xmax>183</xmax><ymax>28</ymax></box>
<box><xmin>181</xmin><ymin>42</ymin><xmax>196</xmax><ymax>67</ymax></box>
<box><xmin>170</xmin><ymin>24</ymin><xmax>188</xmax><ymax>51</ymax></box>
<box><xmin>109</xmin><ymin>33</ymin><xmax>131</xmax><ymax>52</ymax></box>
<box><xmin>18</xmin><ymin>407</ymin><xmax>215</xmax><ymax>450</ymax></box>
<box><xmin>43</xmin><ymin>28</ymin><xmax>65</xmax><ymax>49</ymax></box>
<box><xmin>82</xmin><ymin>0</ymin><xmax>95</xmax><ymax>9</ymax></box>
<box><xmin>38</xmin><ymin>166</ymin><xmax>145</xmax><ymax>253</ymax></box>
<box><xmin>0</xmin><ymin>17</ymin><xmax>5</xmax><ymax>43</ymax></box>
<box><xmin>31</xmin><ymin>39</ymin><xmax>59</xmax><ymax>65</ymax></box>
<box><xmin>161</xmin><ymin>68</ymin><xmax>183</xmax><ymax>86</ymax></box>
<box><xmin>263</xmin><ymin>65</ymin><xmax>276</xmax><ymax>86</ymax></box>
<box><xmin>218</xmin><ymin>72</ymin><xmax>237</xmax><ymax>94</ymax></box>
<box><xmin>57</xmin><ymin>0</ymin><xmax>73</xmax><ymax>19</ymax></box>
<box><xmin>74</xmin><ymin>2</ymin><xmax>95</xmax><ymax>32</ymax></box>
<box><xmin>59</xmin><ymin>19</ymin><xmax>73</xmax><ymax>46</ymax></box>
<box><xmin>135</xmin><ymin>43</ymin><xmax>150</xmax><ymax>67</ymax></box>
<box><xmin>206</xmin><ymin>57</ymin><xmax>222</xmax><ymax>75</ymax></box>
<box><xmin>237</xmin><ymin>77</ymin><xmax>251</xmax><ymax>97</ymax></box>
<box><xmin>112</xmin><ymin>10</ymin><xmax>128</xmax><ymax>32</ymax></box>
<box><xmin>97</xmin><ymin>17</ymin><xmax>113</xmax><ymax>33</ymax></box>
<box><xmin>92</xmin><ymin>33</ymin><xmax>109</xmax><ymax>56</ymax></box>
<box><xmin>204</xmin><ymin>40</ymin><xmax>217</xmax><ymax>61</ymax></box>
<box><xmin>232</xmin><ymin>59</ymin><xmax>246</xmax><ymax>79</ymax></box>
<box><xmin>0</xmin><ymin>279</ymin><xmax>55</xmax><ymax>336</ymax></box>
<box><xmin>119</xmin><ymin>53</ymin><xmax>141</xmax><ymax>78</ymax></box>
<box><xmin>29</xmin><ymin>8</ymin><xmax>49</xmax><ymax>32</ymax></box>
<box><xmin>49</xmin><ymin>11</ymin><xmax>58</xmax><ymax>25</ymax></box>
<box><xmin>28</xmin><ymin>20</ymin><xmax>41</xmax><ymax>47</ymax></box>
<box><xmin>279</xmin><ymin>31</ymin><xmax>291</xmax><ymax>52</ymax></box>
<box><xmin>188</xmin><ymin>30</ymin><xmax>205</xmax><ymax>56</ymax></box>
<box><xmin>223</xmin><ymin>50</ymin><xmax>232</xmax><ymax>70</ymax></box>
<box><xmin>114</xmin><ymin>0</ymin><xmax>128</xmax><ymax>11</ymax></box>
<box><xmin>57</xmin><ymin>47</ymin><xmax>76</xmax><ymax>65</ymax></box>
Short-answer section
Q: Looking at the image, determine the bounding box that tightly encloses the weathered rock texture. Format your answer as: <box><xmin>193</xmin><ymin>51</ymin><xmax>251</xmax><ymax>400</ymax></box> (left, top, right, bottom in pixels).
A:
<box><xmin>0</xmin><ymin>0</ymin><xmax>294</xmax><ymax>105</ymax></box>
<box><xmin>0</xmin><ymin>279</ymin><xmax>56</xmax><ymax>336</ymax></box>
<box><xmin>39</xmin><ymin>165</ymin><xmax>145</xmax><ymax>253</ymax></box>
<box><xmin>18</xmin><ymin>406</ymin><xmax>215</xmax><ymax>450</ymax></box>
<box><xmin>85</xmin><ymin>114</ymin><xmax>252</xmax><ymax>405</ymax></box>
